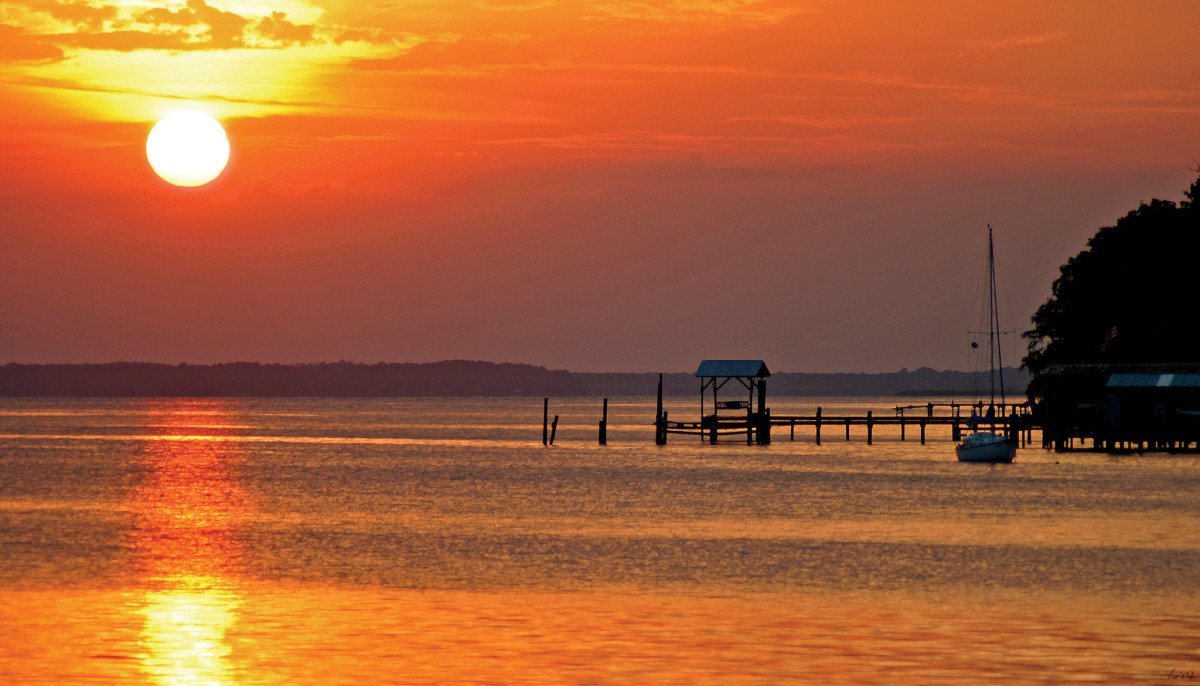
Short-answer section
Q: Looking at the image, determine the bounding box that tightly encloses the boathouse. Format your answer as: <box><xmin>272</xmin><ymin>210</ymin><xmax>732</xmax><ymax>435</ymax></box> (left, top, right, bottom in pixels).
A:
<box><xmin>1039</xmin><ymin>363</ymin><xmax>1200</xmax><ymax>451</ymax></box>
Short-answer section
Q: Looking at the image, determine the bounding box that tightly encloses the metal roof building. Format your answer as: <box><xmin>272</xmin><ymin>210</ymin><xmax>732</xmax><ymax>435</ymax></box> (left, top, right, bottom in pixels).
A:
<box><xmin>1039</xmin><ymin>363</ymin><xmax>1200</xmax><ymax>451</ymax></box>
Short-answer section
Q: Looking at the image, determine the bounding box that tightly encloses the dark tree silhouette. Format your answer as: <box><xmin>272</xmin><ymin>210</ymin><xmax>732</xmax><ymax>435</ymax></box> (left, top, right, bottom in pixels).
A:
<box><xmin>1023</xmin><ymin>172</ymin><xmax>1200</xmax><ymax>392</ymax></box>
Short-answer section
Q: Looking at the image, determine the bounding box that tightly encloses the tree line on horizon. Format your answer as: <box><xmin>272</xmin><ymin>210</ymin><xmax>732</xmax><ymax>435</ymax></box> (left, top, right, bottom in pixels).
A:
<box><xmin>0</xmin><ymin>361</ymin><xmax>1027</xmax><ymax>398</ymax></box>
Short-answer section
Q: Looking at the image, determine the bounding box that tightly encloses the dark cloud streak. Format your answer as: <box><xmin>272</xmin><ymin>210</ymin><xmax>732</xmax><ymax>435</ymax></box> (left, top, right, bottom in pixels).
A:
<box><xmin>0</xmin><ymin>24</ymin><xmax>65</xmax><ymax>62</ymax></box>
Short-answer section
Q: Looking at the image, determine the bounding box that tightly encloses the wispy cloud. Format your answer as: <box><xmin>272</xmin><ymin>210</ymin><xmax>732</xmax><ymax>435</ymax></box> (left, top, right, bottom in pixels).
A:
<box><xmin>965</xmin><ymin>32</ymin><xmax>1065</xmax><ymax>51</ymax></box>
<box><xmin>477</xmin><ymin>129</ymin><xmax>930</xmax><ymax>156</ymax></box>
<box><xmin>726</xmin><ymin>114</ymin><xmax>916</xmax><ymax>129</ymax></box>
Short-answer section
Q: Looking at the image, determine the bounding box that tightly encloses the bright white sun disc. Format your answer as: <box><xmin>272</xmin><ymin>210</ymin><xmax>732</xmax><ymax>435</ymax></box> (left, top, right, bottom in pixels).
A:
<box><xmin>146</xmin><ymin>110</ymin><xmax>230</xmax><ymax>187</ymax></box>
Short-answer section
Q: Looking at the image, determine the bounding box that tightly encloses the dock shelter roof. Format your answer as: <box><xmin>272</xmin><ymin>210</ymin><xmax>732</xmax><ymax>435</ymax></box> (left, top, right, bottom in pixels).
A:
<box><xmin>695</xmin><ymin>360</ymin><xmax>770</xmax><ymax>378</ymax></box>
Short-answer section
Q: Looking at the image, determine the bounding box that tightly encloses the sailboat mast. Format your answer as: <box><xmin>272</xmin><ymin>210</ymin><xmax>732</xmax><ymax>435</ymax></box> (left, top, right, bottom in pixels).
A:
<box><xmin>988</xmin><ymin>226</ymin><xmax>1006</xmax><ymax>406</ymax></box>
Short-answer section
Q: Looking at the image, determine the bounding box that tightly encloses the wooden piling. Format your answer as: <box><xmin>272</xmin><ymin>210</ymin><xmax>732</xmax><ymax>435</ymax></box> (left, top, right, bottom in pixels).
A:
<box><xmin>900</xmin><ymin>416</ymin><xmax>906</xmax><ymax>441</ymax></box>
<box><xmin>867</xmin><ymin>410</ymin><xmax>873</xmax><ymax>445</ymax></box>
<box><xmin>543</xmin><ymin>397</ymin><xmax>549</xmax><ymax>446</ymax></box>
<box><xmin>757</xmin><ymin>379</ymin><xmax>767</xmax><ymax>446</ymax></box>
<box><xmin>599</xmin><ymin>397</ymin><xmax>608</xmax><ymax>445</ymax></box>
<box><xmin>920</xmin><ymin>419</ymin><xmax>926</xmax><ymax>444</ymax></box>
<box><xmin>655</xmin><ymin>375</ymin><xmax>666</xmax><ymax>445</ymax></box>
<box><xmin>815</xmin><ymin>407</ymin><xmax>822</xmax><ymax>445</ymax></box>
<box><xmin>550</xmin><ymin>415</ymin><xmax>559</xmax><ymax>445</ymax></box>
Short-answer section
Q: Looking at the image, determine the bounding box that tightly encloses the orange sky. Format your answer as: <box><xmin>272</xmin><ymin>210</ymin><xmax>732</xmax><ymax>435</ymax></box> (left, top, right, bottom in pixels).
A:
<box><xmin>2</xmin><ymin>0</ymin><xmax>1198</xmax><ymax>372</ymax></box>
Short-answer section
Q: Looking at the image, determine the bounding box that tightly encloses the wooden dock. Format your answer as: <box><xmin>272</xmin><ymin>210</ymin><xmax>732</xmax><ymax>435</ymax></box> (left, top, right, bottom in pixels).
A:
<box><xmin>659</xmin><ymin>402</ymin><xmax>1039</xmax><ymax>447</ymax></box>
<box><xmin>648</xmin><ymin>364</ymin><xmax>1040</xmax><ymax>448</ymax></box>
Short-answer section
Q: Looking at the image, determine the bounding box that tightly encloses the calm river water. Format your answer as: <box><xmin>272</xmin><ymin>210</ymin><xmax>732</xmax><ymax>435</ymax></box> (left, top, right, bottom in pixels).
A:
<box><xmin>0</xmin><ymin>396</ymin><xmax>1197</xmax><ymax>684</ymax></box>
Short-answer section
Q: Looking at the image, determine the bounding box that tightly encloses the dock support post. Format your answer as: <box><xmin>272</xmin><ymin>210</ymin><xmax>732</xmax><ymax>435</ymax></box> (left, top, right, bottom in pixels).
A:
<box><xmin>599</xmin><ymin>398</ymin><xmax>608</xmax><ymax>445</ymax></box>
<box><xmin>920</xmin><ymin>419</ymin><xmax>926</xmax><ymax>444</ymax></box>
<box><xmin>815</xmin><ymin>407</ymin><xmax>822</xmax><ymax>445</ymax></box>
<box><xmin>845</xmin><ymin>418</ymin><xmax>851</xmax><ymax>441</ymax></box>
<box><xmin>790</xmin><ymin>418</ymin><xmax>795</xmax><ymax>441</ymax></box>
<box><xmin>757</xmin><ymin>409</ymin><xmax>771</xmax><ymax>445</ymax></box>
<box><xmin>900</xmin><ymin>416</ymin><xmax>906</xmax><ymax>441</ymax></box>
<box><xmin>867</xmin><ymin>410</ymin><xmax>873</xmax><ymax>445</ymax></box>
<box><xmin>543</xmin><ymin>398</ymin><xmax>549</xmax><ymax>445</ymax></box>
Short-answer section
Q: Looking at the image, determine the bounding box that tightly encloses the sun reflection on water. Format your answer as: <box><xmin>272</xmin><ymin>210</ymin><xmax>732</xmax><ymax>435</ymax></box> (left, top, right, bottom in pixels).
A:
<box><xmin>139</xmin><ymin>588</ymin><xmax>242</xmax><ymax>686</ymax></box>
<box><xmin>127</xmin><ymin>401</ymin><xmax>250</xmax><ymax>686</ymax></box>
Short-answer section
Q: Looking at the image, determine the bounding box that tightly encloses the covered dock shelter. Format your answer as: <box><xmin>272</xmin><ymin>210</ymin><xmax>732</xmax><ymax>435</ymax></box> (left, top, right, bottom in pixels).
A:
<box><xmin>653</xmin><ymin>360</ymin><xmax>774</xmax><ymax>445</ymax></box>
<box><xmin>697</xmin><ymin>360</ymin><xmax>771</xmax><ymax>444</ymax></box>
<box><xmin>697</xmin><ymin>359</ymin><xmax>770</xmax><ymax>417</ymax></box>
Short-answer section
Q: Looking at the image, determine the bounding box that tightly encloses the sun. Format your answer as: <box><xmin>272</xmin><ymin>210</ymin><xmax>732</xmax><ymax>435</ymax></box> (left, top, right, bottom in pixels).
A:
<box><xmin>146</xmin><ymin>110</ymin><xmax>230</xmax><ymax>187</ymax></box>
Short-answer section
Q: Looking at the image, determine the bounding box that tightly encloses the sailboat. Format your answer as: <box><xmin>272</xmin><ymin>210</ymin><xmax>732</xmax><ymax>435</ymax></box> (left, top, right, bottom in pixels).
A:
<box><xmin>956</xmin><ymin>226</ymin><xmax>1017</xmax><ymax>463</ymax></box>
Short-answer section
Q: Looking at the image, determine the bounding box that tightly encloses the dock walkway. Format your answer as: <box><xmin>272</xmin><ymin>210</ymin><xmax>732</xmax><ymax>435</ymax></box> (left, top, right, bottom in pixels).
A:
<box><xmin>660</xmin><ymin>402</ymin><xmax>1039</xmax><ymax>446</ymax></box>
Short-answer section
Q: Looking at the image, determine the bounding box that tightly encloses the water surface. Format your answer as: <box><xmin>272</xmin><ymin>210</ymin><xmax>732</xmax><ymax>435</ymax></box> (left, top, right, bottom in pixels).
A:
<box><xmin>1</xmin><ymin>397</ymin><xmax>1197</xmax><ymax>683</ymax></box>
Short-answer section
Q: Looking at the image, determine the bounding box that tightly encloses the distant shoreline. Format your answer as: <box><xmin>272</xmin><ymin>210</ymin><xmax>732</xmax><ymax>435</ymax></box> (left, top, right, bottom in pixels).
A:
<box><xmin>0</xmin><ymin>361</ymin><xmax>1029</xmax><ymax>398</ymax></box>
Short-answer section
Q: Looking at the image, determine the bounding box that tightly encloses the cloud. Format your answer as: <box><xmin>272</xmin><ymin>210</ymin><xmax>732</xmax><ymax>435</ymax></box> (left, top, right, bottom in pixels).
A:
<box><xmin>0</xmin><ymin>23</ymin><xmax>65</xmax><ymax>62</ymax></box>
<box><xmin>255</xmin><ymin>11</ymin><xmax>314</xmax><ymax>47</ymax></box>
<box><xmin>6</xmin><ymin>0</ymin><xmax>404</xmax><ymax>54</ymax></box>
<box><xmin>132</xmin><ymin>0</ymin><xmax>265</xmax><ymax>49</ymax></box>
<box><xmin>583</xmin><ymin>0</ymin><xmax>809</xmax><ymax>26</ymax></box>
<box><xmin>21</xmin><ymin>0</ymin><xmax>117</xmax><ymax>29</ymax></box>
<box><xmin>330</xmin><ymin>26</ymin><xmax>406</xmax><ymax>46</ymax></box>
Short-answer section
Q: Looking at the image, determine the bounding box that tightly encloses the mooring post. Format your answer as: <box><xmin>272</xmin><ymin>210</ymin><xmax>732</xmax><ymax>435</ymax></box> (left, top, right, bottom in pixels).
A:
<box><xmin>655</xmin><ymin>374</ymin><xmax>667</xmax><ymax>445</ymax></box>
<box><xmin>900</xmin><ymin>416</ymin><xmax>906</xmax><ymax>441</ymax></box>
<box><xmin>599</xmin><ymin>397</ymin><xmax>608</xmax><ymax>445</ymax></box>
<box><xmin>543</xmin><ymin>397</ymin><xmax>549</xmax><ymax>446</ymax></box>
<box><xmin>790</xmin><ymin>418</ymin><xmax>795</xmax><ymax>441</ymax></box>
<box><xmin>845</xmin><ymin>418</ymin><xmax>850</xmax><ymax>441</ymax></box>
<box><xmin>920</xmin><ymin>419</ymin><xmax>926</xmax><ymax>444</ymax></box>
<box><xmin>815</xmin><ymin>407</ymin><xmax>822</xmax><ymax>445</ymax></box>
<box><xmin>867</xmin><ymin>410</ymin><xmax>873</xmax><ymax>445</ymax></box>
<box><xmin>550</xmin><ymin>414</ymin><xmax>559</xmax><ymax>445</ymax></box>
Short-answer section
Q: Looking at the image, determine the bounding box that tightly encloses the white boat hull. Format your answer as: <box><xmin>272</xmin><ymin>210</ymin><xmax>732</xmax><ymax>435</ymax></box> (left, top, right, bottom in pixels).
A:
<box><xmin>956</xmin><ymin>432</ymin><xmax>1016</xmax><ymax>463</ymax></box>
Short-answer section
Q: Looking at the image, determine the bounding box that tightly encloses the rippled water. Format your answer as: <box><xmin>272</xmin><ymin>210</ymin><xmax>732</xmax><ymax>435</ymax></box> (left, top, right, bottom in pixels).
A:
<box><xmin>1</xmin><ymin>396</ymin><xmax>1198</xmax><ymax>684</ymax></box>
